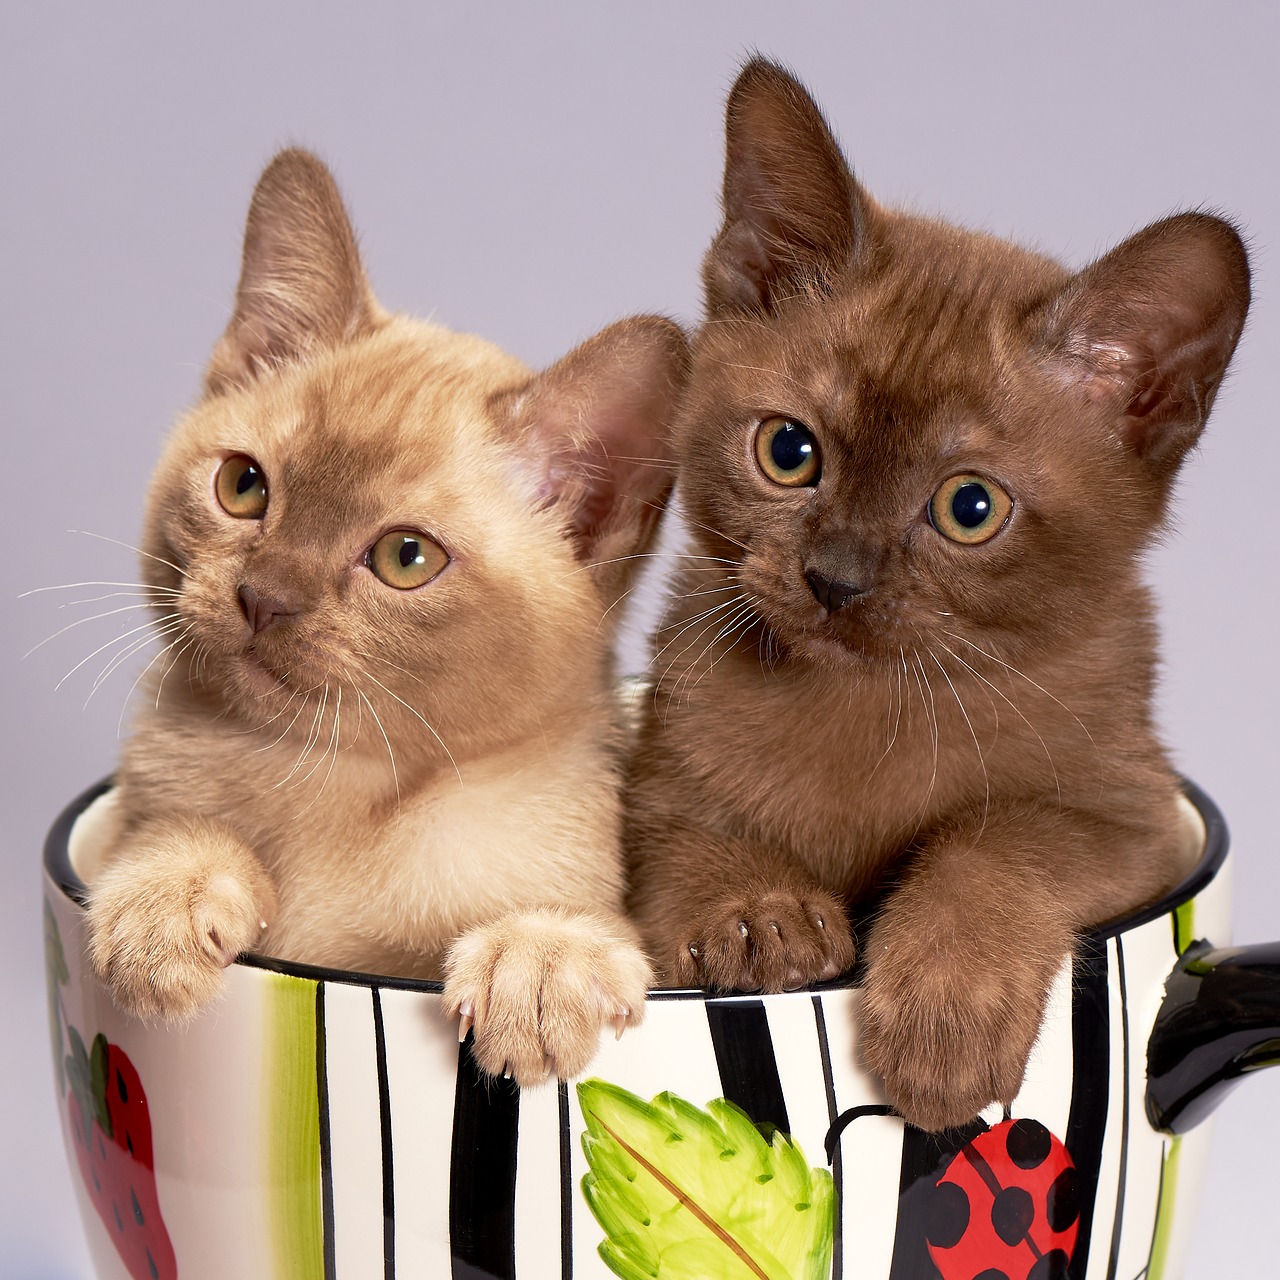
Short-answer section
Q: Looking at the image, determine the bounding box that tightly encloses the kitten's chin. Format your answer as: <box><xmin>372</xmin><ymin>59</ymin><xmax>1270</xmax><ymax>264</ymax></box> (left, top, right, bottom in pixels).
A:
<box><xmin>779</xmin><ymin>625</ymin><xmax>903</xmax><ymax>673</ymax></box>
<box><xmin>231</xmin><ymin>651</ymin><xmax>292</xmax><ymax>700</ymax></box>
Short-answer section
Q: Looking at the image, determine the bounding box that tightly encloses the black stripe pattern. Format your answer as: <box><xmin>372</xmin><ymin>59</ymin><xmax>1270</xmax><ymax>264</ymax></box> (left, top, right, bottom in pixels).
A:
<box><xmin>449</xmin><ymin>1041</ymin><xmax>521</xmax><ymax>1280</ymax></box>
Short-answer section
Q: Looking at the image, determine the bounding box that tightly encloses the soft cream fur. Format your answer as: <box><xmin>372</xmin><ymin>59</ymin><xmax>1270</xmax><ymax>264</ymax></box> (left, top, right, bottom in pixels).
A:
<box><xmin>87</xmin><ymin>149</ymin><xmax>687</xmax><ymax>1084</ymax></box>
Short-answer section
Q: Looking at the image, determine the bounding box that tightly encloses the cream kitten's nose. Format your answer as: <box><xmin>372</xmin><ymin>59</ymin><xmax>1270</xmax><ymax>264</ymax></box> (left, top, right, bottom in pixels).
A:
<box><xmin>237</xmin><ymin>583</ymin><xmax>300</xmax><ymax>635</ymax></box>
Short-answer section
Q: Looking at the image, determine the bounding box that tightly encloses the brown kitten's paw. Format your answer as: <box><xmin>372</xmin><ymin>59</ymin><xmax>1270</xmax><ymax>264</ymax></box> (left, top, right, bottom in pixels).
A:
<box><xmin>671</xmin><ymin>886</ymin><xmax>854</xmax><ymax>993</ymax></box>
<box><xmin>89</xmin><ymin>862</ymin><xmax>271</xmax><ymax>1023</ymax></box>
<box><xmin>858</xmin><ymin>954</ymin><xmax>1046</xmax><ymax>1133</ymax></box>
<box><xmin>443</xmin><ymin>908</ymin><xmax>652</xmax><ymax>1086</ymax></box>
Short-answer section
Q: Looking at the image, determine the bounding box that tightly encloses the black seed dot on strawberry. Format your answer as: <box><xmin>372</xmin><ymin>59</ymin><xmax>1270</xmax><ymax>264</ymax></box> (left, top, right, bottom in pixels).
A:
<box><xmin>147</xmin><ymin>1248</ymin><xmax>159</xmax><ymax>1280</ymax></box>
<box><xmin>116</xmin><ymin>1068</ymin><xmax>129</xmax><ymax>1104</ymax></box>
<box><xmin>925</xmin><ymin>1179</ymin><xmax>969</xmax><ymax>1248</ymax></box>
<box><xmin>1047</xmin><ymin>1166</ymin><xmax>1081</xmax><ymax>1232</ymax></box>
<box><xmin>1005</xmin><ymin>1117</ymin><xmax>1052</xmax><ymax>1169</ymax></box>
<box><xmin>1028</xmin><ymin>1250</ymin><xmax>1072</xmax><ymax>1279</ymax></box>
<box><xmin>92</xmin><ymin>1169</ymin><xmax>100</xmax><ymax>1192</ymax></box>
<box><xmin>127</xmin><ymin>1133</ymin><xmax>134</xmax><ymax>1156</ymax></box>
<box><xmin>991</xmin><ymin>1185</ymin><xmax>1035</xmax><ymax>1245</ymax></box>
<box><xmin>113</xmin><ymin>1201</ymin><xmax>123</xmax><ymax>1232</ymax></box>
<box><xmin>131</xmin><ymin>1186</ymin><xmax>144</xmax><ymax>1225</ymax></box>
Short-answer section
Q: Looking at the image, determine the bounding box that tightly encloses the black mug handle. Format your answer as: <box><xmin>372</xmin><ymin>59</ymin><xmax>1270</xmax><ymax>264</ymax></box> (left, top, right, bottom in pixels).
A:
<box><xmin>1146</xmin><ymin>940</ymin><xmax>1280</xmax><ymax>1133</ymax></box>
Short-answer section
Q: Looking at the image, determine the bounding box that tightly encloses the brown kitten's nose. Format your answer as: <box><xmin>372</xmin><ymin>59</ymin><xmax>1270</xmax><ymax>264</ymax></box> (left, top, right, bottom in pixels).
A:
<box><xmin>805</xmin><ymin>569</ymin><xmax>864</xmax><ymax>614</ymax></box>
<box><xmin>238</xmin><ymin>583</ymin><xmax>300</xmax><ymax>635</ymax></box>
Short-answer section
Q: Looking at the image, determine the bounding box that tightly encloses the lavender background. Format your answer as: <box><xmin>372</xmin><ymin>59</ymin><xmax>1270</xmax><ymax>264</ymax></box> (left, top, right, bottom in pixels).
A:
<box><xmin>4</xmin><ymin>3</ymin><xmax>1278</xmax><ymax>1274</ymax></box>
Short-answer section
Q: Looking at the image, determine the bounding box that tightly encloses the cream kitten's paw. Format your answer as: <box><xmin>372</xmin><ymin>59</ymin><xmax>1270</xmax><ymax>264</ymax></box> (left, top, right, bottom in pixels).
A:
<box><xmin>89</xmin><ymin>834</ymin><xmax>275</xmax><ymax>1022</ymax></box>
<box><xmin>443</xmin><ymin>908</ymin><xmax>652</xmax><ymax>1086</ymax></box>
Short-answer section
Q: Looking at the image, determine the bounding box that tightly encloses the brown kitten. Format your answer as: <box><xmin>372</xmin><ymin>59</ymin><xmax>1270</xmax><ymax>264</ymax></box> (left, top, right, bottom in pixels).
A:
<box><xmin>86</xmin><ymin>149</ymin><xmax>690</xmax><ymax>1085</ymax></box>
<box><xmin>624</xmin><ymin>60</ymin><xmax>1249</xmax><ymax>1130</ymax></box>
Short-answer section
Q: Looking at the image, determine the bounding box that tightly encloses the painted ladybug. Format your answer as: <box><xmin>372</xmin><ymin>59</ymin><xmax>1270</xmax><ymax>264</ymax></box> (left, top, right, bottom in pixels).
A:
<box><xmin>924</xmin><ymin>1117</ymin><xmax>1079</xmax><ymax>1280</ymax></box>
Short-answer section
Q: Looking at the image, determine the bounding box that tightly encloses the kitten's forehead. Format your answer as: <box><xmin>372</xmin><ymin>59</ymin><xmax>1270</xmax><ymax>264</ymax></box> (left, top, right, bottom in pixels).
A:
<box><xmin>193</xmin><ymin>321</ymin><xmax>532</xmax><ymax>543</ymax></box>
<box><xmin>704</xmin><ymin>216</ymin><xmax>1069</xmax><ymax>472</ymax></box>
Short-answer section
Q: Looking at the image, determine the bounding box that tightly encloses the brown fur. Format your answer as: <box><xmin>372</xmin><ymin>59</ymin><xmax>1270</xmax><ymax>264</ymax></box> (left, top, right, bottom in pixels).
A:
<box><xmin>624</xmin><ymin>60</ymin><xmax>1250</xmax><ymax>1130</ymax></box>
<box><xmin>87</xmin><ymin>149</ymin><xmax>690</xmax><ymax>1084</ymax></box>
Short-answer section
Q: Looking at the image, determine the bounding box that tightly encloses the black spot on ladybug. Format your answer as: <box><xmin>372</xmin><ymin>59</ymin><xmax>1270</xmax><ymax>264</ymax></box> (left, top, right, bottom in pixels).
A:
<box><xmin>113</xmin><ymin>1200</ymin><xmax>123</xmax><ymax>1233</ymax></box>
<box><xmin>1005</xmin><ymin>1117</ymin><xmax>1052</xmax><ymax>1169</ymax></box>
<box><xmin>926</xmin><ymin>1179</ymin><xmax>970</xmax><ymax>1248</ymax></box>
<box><xmin>147</xmin><ymin>1248</ymin><xmax>159</xmax><ymax>1280</ymax></box>
<box><xmin>131</xmin><ymin>1186</ymin><xmax>144</xmax><ymax>1225</ymax></box>
<box><xmin>991</xmin><ymin>1184</ymin><xmax>1035</xmax><ymax>1246</ymax></box>
<box><xmin>973</xmin><ymin>1270</ymin><xmax>1012</xmax><ymax>1280</ymax></box>
<box><xmin>116</xmin><ymin>1068</ymin><xmax>129</xmax><ymax>1104</ymax></box>
<box><xmin>1046</xmin><ymin>1166</ymin><xmax>1081</xmax><ymax>1232</ymax></box>
<box><xmin>1028</xmin><ymin>1249</ymin><xmax>1072</xmax><ymax>1278</ymax></box>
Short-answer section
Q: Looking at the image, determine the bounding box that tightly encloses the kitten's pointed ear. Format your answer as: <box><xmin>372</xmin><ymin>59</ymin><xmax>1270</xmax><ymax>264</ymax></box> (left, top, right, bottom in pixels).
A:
<box><xmin>204</xmin><ymin>149</ymin><xmax>379</xmax><ymax>396</ymax></box>
<box><xmin>703</xmin><ymin>57</ymin><xmax>874</xmax><ymax>315</ymax></box>
<box><xmin>507</xmin><ymin>317</ymin><xmax>690</xmax><ymax>614</ymax></box>
<box><xmin>1034</xmin><ymin>212</ymin><xmax>1250</xmax><ymax>477</ymax></box>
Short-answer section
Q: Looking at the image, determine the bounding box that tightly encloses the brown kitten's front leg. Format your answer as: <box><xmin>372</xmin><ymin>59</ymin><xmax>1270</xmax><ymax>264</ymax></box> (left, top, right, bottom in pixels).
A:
<box><xmin>627</xmin><ymin>815</ymin><xmax>854</xmax><ymax>993</ymax></box>
<box><xmin>858</xmin><ymin>802</ymin><xmax>1171</xmax><ymax>1132</ymax></box>
<box><xmin>88</xmin><ymin>816</ymin><xmax>277</xmax><ymax>1022</ymax></box>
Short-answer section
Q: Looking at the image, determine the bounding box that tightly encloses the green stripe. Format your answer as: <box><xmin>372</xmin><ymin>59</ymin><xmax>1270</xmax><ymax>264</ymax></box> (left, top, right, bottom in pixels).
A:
<box><xmin>1172</xmin><ymin>896</ymin><xmax>1196</xmax><ymax>956</ymax></box>
<box><xmin>1150</xmin><ymin>892</ymin><xmax>1197</xmax><ymax>1277</ymax></box>
<box><xmin>264</xmin><ymin>973</ymin><xmax>324</xmax><ymax>1280</ymax></box>
<box><xmin>1147</xmin><ymin>1135</ymin><xmax>1182</xmax><ymax>1280</ymax></box>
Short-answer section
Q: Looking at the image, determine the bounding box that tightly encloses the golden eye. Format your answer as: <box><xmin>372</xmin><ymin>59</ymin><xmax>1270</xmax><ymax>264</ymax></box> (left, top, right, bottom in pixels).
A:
<box><xmin>215</xmin><ymin>454</ymin><xmax>268</xmax><ymax>519</ymax></box>
<box><xmin>368</xmin><ymin>530</ymin><xmax>449</xmax><ymax>590</ymax></box>
<box><xmin>754</xmin><ymin>416</ymin><xmax>821</xmax><ymax>487</ymax></box>
<box><xmin>929</xmin><ymin>474</ymin><xmax>1013</xmax><ymax>545</ymax></box>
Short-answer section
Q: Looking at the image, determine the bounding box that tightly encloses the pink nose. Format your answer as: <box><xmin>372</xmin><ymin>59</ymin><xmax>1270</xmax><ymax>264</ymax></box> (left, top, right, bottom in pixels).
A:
<box><xmin>237</xmin><ymin>583</ymin><xmax>299</xmax><ymax>635</ymax></box>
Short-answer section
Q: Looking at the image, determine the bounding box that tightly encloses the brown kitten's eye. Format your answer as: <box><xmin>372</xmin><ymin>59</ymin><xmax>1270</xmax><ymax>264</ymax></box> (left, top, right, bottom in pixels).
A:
<box><xmin>368</xmin><ymin>530</ymin><xmax>449</xmax><ymax>590</ymax></box>
<box><xmin>215</xmin><ymin>454</ymin><xmax>268</xmax><ymax>519</ymax></box>
<box><xmin>754</xmin><ymin>416</ymin><xmax>821</xmax><ymax>487</ymax></box>
<box><xmin>929</xmin><ymin>474</ymin><xmax>1013</xmax><ymax>545</ymax></box>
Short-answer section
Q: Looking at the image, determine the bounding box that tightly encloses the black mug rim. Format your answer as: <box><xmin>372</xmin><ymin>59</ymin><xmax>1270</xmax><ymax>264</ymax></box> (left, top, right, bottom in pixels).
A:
<box><xmin>43</xmin><ymin>775</ymin><xmax>1230</xmax><ymax>1000</ymax></box>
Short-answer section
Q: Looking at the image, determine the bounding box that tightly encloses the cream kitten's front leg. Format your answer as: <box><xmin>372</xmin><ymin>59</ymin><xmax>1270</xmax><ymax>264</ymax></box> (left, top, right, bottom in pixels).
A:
<box><xmin>88</xmin><ymin>816</ymin><xmax>277</xmax><ymax>1022</ymax></box>
<box><xmin>442</xmin><ymin>908</ymin><xmax>651</xmax><ymax>1085</ymax></box>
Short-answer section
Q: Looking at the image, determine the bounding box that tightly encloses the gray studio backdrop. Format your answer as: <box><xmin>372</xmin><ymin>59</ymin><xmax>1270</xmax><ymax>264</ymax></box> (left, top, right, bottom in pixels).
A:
<box><xmin>4</xmin><ymin>3</ymin><xmax>1277</xmax><ymax>1275</ymax></box>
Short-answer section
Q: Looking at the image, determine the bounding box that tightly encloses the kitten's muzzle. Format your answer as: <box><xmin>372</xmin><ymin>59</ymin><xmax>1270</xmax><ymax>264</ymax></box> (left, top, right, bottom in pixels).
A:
<box><xmin>237</xmin><ymin>582</ymin><xmax>302</xmax><ymax>636</ymax></box>
<box><xmin>804</xmin><ymin>568</ymin><xmax>865</xmax><ymax>614</ymax></box>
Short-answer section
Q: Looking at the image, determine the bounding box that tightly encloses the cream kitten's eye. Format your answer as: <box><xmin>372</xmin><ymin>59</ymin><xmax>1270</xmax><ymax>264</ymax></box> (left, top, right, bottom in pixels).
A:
<box><xmin>929</xmin><ymin>474</ymin><xmax>1013</xmax><ymax>544</ymax></box>
<box><xmin>368</xmin><ymin>530</ymin><xmax>449</xmax><ymax>590</ymax></box>
<box><xmin>754</xmin><ymin>416</ymin><xmax>821</xmax><ymax>487</ymax></box>
<box><xmin>215</xmin><ymin>454</ymin><xmax>268</xmax><ymax>519</ymax></box>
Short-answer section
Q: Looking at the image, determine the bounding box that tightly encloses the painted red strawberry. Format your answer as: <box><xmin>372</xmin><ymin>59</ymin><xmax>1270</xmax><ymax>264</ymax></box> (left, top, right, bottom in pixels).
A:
<box><xmin>64</xmin><ymin>1030</ymin><xmax>176</xmax><ymax>1280</ymax></box>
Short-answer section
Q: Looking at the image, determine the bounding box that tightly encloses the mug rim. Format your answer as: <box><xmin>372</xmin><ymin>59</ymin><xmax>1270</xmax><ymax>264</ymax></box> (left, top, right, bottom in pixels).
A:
<box><xmin>43</xmin><ymin>774</ymin><xmax>1229</xmax><ymax>999</ymax></box>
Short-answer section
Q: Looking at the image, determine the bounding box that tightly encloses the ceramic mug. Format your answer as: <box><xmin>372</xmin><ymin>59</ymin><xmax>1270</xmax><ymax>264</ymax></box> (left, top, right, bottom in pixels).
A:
<box><xmin>43</xmin><ymin>777</ymin><xmax>1280</xmax><ymax>1280</ymax></box>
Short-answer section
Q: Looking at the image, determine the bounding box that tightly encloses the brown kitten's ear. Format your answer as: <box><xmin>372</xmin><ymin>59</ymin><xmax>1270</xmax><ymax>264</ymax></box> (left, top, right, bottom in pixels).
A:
<box><xmin>703</xmin><ymin>57</ymin><xmax>874</xmax><ymax>315</ymax></box>
<box><xmin>204</xmin><ymin>148</ymin><xmax>379</xmax><ymax>396</ymax></box>
<box><xmin>507</xmin><ymin>316</ymin><xmax>690</xmax><ymax>613</ymax></box>
<box><xmin>1035</xmin><ymin>212</ymin><xmax>1250</xmax><ymax>478</ymax></box>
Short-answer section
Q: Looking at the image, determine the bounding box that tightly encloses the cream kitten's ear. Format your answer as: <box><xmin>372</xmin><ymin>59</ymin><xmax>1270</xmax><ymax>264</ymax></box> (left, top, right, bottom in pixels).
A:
<box><xmin>1034</xmin><ymin>212</ymin><xmax>1250</xmax><ymax>481</ymax></box>
<box><xmin>507</xmin><ymin>316</ymin><xmax>689</xmax><ymax>612</ymax></box>
<box><xmin>204</xmin><ymin>148</ymin><xmax>380</xmax><ymax>396</ymax></box>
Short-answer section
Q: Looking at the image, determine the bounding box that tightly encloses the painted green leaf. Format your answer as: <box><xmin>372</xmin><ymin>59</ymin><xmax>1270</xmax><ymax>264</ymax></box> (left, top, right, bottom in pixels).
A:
<box><xmin>44</xmin><ymin>899</ymin><xmax>69</xmax><ymax>1095</ymax></box>
<box><xmin>578</xmin><ymin>1080</ymin><xmax>834</xmax><ymax>1280</ymax></box>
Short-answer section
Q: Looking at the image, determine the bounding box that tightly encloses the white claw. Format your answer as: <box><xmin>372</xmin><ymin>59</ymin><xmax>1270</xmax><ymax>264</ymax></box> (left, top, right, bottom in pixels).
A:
<box><xmin>258</xmin><ymin>919</ymin><xmax>269</xmax><ymax>933</ymax></box>
<box><xmin>457</xmin><ymin>999</ymin><xmax>474</xmax><ymax>1043</ymax></box>
<box><xmin>613</xmin><ymin>1007</ymin><xmax>630</xmax><ymax>1041</ymax></box>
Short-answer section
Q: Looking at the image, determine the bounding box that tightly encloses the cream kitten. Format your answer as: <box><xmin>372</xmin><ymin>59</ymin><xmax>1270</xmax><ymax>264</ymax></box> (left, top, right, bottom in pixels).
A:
<box><xmin>86</xmin><ymin>149</ymin><xmax>688</xmax><ymax>1084</ymax></box>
